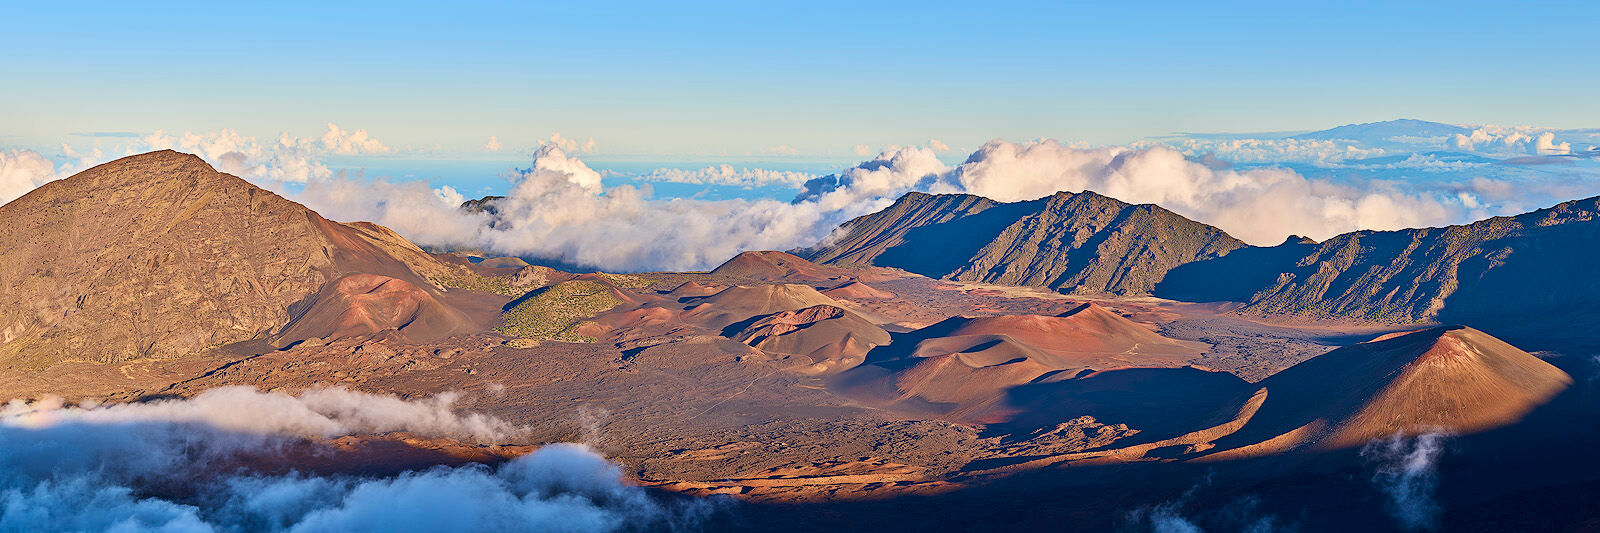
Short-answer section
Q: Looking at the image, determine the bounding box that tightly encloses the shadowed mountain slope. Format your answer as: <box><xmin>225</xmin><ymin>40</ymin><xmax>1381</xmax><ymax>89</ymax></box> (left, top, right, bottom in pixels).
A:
<box><xmin>0</xmin><ymin>150</ymin><xmax>466</xmax><ymax>365</ymax></box>
<box><xmin>1205</xmin><ymin>326</ymin><xmax>1570</xmax><ymax>456</ymax></box>
<box><xmin>1158</xmin><ymin>195</ymin><xmax>1600</xmax><ymax>331</ymax></box>
<box><xmin>800</xmin><ymin>191</ymin><xmax>1245</xmax><ymax>295</ymax></box>
<box><xmin>733</xmin><ymin>304</ymin><xmax>891</xmax><ymax>375</ymax></box>
<box><xmin>831</xmin><ymin>303</ymin><xmax>1208</xmax><ymax>423</ymax></box>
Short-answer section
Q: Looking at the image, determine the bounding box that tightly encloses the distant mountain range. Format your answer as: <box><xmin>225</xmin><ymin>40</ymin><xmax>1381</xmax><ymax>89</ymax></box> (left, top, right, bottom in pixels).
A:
<box><xmin>1290</xmin><ymin>118</ymin><xmax>1471</xmax><ymax>141</ymax></box>
<box><xmin>806</xmin><ymin>187</ymin><xmax>1600</xmax><ymax>335</ymax></box>
<box><xmin>1161</xmin><ymin>195</ymin><xmax>1600</xmax><ymax>333</ymax></box>
<box><xmin>798</xmin><ymin>191</ymin><xmax>1245</xmax><ymax>295</ymax></box>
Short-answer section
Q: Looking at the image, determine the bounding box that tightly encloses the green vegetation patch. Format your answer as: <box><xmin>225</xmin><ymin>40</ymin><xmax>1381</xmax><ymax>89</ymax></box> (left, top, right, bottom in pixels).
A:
<box><xmin>431</xmin><ymin>270</ymin><xmax>525</xmax><ymax>297</ymax></box>
<box><xmin>590</xmin><ymin>272</ymin><xmax>654</xmax><ymax>289</ymax></box>
<box><xmin>498</xmin><ymin>280</ymin><xmax>623</xmax><ymax>343</ymax></box>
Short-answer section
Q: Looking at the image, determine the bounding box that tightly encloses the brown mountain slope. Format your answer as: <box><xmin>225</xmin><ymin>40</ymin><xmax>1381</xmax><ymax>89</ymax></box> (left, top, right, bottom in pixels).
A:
<box><xmin>732</xmin><ymin>304</ymin><xmax>891</xmax><ymax>375</ymax></box>
<box><xmin>1158</xmin><ymin>196</ymin><xmax>1600</xmax><ymax>329</ymax></box>
<box><xmin>710</xmin><ymin>250</ymin><xmax>855</xmax><ymax>283</ymax></box>
<box><xmin>0</xmin><ymin>150</ymin><xmax>466</xmax><ymax>365</ymax></box>
<box><xmin>271</xmin><ymin>273</ymin><xmax>476</xmax><ymax>347</ymax></box>
<box><xmin>1205</xmin><ymin>326</ymin><xmax>1571</xmax><ymax>456</ymax></box>
<box><xmin>799</xmin><ymin>191</ymin><xmax>1245</xmax><ymax>295</ymax></box>
<box><xmin>831</xmin><ymin>303</ymin><xmax>1208</xmax><ymax>423</ymax></box>
<box><xmin>679</xmin><ymin>284</ymin><xmax>846</xmax><ymax>331</ymax></box>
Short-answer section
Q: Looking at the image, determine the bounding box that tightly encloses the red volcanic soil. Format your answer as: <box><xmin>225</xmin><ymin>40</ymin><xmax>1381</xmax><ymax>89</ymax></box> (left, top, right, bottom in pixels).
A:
<box><xmin>273</xmin><ymin>273</ymin><xmax>478</xmax><ymax>347</ymax></box>
<box><xmin>733</xmin><ymin>305</ymin><xmax>891</xmax><ymax>375</ymax></box>
<box><xmin>927</xmin><ymin>303</ymin><xmax>1202</xmax><ymax>367</ymax></box>
<box><xmin>710</xmin><ymin>251</ymin><xmax>858</xmax><ymax>283</ymax></box>
<box><xmin>1203</xmin><ymin>325</ymin><xmax>1572</xmax><ymax>457</ymax></box>
<box><xmin>668</xmin><ymin>281</ymin><xmax>725</xmax><ymax>298</ymax></box>
<box><xmin>832</xmin><ymin>303</ymin><xmax>1210</xmax><ymax>423</ymax></box>
<box><xmin>680</xmin><ymin>284</ymin><xmax>846</xmax><ymax>330</ymax></box>
<box><xmin>823</xmin><ymin>281</ymin><xmax>896</xmax><ymax>300</ymax></box>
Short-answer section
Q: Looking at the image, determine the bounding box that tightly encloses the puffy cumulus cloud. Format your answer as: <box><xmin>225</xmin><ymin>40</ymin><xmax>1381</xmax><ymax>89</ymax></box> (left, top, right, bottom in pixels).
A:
<box><xmin>475</xmin><ymin>146</ymin><xmax>830</xmax><ymax>271</ymax></box>
<box><xmin>0</xmin><ymin>387</ymin><xmax>719</xmax><ymax>531</ymax></box>
<box><xmin>292</xmin><ymin>175</ymin><xmax>492</xmax><ymax>250</ymax></box>
<box><xmin>636</xmin><ymin>164</ymin><xmax>817</xmax><ymax>187</ymax></box>
<box><xmin>0</xmin><ymin>149</ymin><xmax>58</xmax><ymax>203</ymax></box>
<box><xmin>319</xmin><ymin>123</ymin><xmax>391</xmax><ymax>155</ymax></box>
<box><xmin>931</xmin><ymin>140</ymin><xmax>1459</xmax><ymax>245</ymax></box>
<box><xmin>300</xmin><ymin>144</ymin><xmax>950</xmax><ymax>272</ymax></box>
<box><xmin>799</xmin><ymin>146</ymin><xmax>948</xmax><ymax>211</ymax></box>
<box><xmin>140</xmin><ymin>126</ymin><xmax>399</xmax><ymax>183</ymax></box>
<box><xmin>540</xmin><ymin>133</ymin><xmax>596</xmax><ymax>154</ymax></box>
<box><xmin>1448</xmin><ymin>125</ymin><xmax>1571</xmax><ymax>155</ymax></box>
<box><xmin>484</xmin><ymin>135</ymin><xmax>502</xmax><ymax>152</ymax></box>
<box><xmin>928</xmin><ymin>139</ymin><xmax>950</xmax><ymax>152</ymax></box>
<box><xmin>16</xmin><ymin>123</ymin><xmax>396</xmax><ymax>186</ymax></box>
<box><xmin>298</xmin><ymin>138</ymin><xmax>1494</xmax><ymax>270</ymax></box>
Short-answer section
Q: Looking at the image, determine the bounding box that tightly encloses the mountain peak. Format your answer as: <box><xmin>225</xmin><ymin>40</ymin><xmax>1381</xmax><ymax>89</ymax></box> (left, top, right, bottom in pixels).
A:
<box><xmin>0</xmin><ymin>150</ymin><xmax>454</xmax><ymax>365</ymax></box>
<box><xmin>804</xmin><ymin>189</ymin><xmax>1244</xmax><ymax>295</ymax></box>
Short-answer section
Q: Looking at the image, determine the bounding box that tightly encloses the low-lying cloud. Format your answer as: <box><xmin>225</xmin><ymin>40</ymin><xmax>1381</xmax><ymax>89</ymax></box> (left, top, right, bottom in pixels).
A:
<box><xmin>0</xmin><ymin>387</ymin><xmax>717</xmax><ymax>532</ymax></box>
<box><xmin>1361</xmin><ymin>431</ymin><xmax>1448</xmax><ymax>530</ymax></box>
<box><xmin>634</xmin><ymin>165</ymin><xmax>817</xmax><ymax>187</ymax></box>
<box><xmin>9</xmin><ymin>126</ymin><xmax>1594</xmax><ymax>272</ymax></box>
<box><xmin>288</xmin><ymin>138</ymin><xmax>1543</xmax><ymax>270</ymax></box>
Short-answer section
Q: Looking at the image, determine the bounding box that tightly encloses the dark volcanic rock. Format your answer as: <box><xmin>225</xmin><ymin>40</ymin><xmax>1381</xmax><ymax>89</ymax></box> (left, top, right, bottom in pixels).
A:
<box><xmin>1160</xmin><ymin>195</ymin><xmax>1600</xmax><ymax>331</ymax></box>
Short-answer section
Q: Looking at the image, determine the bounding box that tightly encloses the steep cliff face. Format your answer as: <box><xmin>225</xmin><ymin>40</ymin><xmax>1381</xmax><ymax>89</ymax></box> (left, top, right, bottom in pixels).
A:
<box><xmin>800</xmin><ymin>191</ymin><xmax>1246</xmax><ymax>295</ymax></box>
<box><xmin>801</xmin><ymin>192</ymin><xmax>1005</xmax><ymax>269</ymax></box>
<box><xmin>0</xmin><ymin>150</ymin><xmax>458</xmax><ymax>365</ymax></box>
<box><xmin>944</xmin><ymin>191</ymin><xmax>1246</xmax><ymax>294</ymax></box>
<box><xmin>1159</xmin><ymin>195</ymin><xmax>1600</xmax><ymax>326</ymax></box>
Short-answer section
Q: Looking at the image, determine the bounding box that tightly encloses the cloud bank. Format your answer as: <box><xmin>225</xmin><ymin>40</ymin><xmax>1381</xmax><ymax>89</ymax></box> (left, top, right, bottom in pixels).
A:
<box><xmin>289</xmin><ymin>138</ymin><xmax>1522</xmax><ymax>271</ymax></box>
<box><xmin>10</xmin><ymin>123</ymin><xmax>1595</xmax><ymax>273</ymax></box>
<box><xmin>635</xmin><ymin>165</ymin><xmax>817</xmax><ymax>187</ymax></box>
<box><xmin>0</xmin><ymin>387</ymin><xmax>715</xmax><ymax>532</ymax></box>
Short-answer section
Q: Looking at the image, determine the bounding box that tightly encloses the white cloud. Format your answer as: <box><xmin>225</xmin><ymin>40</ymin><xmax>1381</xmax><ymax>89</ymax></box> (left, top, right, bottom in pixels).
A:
<box><xmin>17</xmin><ymin>124</ymin><xmax>1593</xmax><ymax>274</ymax></box>
<box><xmin>1447</xmin><ymin>125</ymin><xmax>1572</xmax><ymax>155</ymax></box>
<box><xmin>931</xmin><ymin>139</ymin><xmax>1458</xmax><ymax>245</ymax></box>
<box><xmin>319</xmin><ymin>123</ymin><xmax>391</xmax><ymax>155</ymax></box>
<box><xmin>0</xmin><ymin>387</ymin><xmax>710</xmax><ymax>532</ymax></box>
<box><xmin>296</xmin><ymin>138</ymin><xmax>1504</xmax><ymax>271</ymax></box>
<box><xmin>540</xmin><ymin>133</ymin><xmax>596</xmax><ymax>154</ymax></box>
<box><xmin>1362</xmin><ymin>432</ymin><xmax>1448</xmax><ymax>530</ymax></box>
<box><xmin>852</xmin><ymin>144</ymin><xmax>872</xmax><ymax>156</ymax></box>
<box><xmin>1158</xmin><ymin>137</ymin><xmax>1387</xmax><ymax>166</ymax></box>
<box><xmin>1350</xmin><ymin>153</ymin><xmax>1489</xmax><ymax>172</ymax></box>
<box><xmin>140</xmin><ymin>128</ymin><xmax>340</xmax><ymax>183</ymax></box>
<box><xmin>297</xmin><ymin>144</ymin><xmax>949</xmax><ymax>272</ymax></box>
<box><xmin>6</xmin><ymin>386</ymin><xmax>526</xmax><ymax>443</ymax></box>
<box><xmin>636</xmin><ymin>164</ymin><xmax>817</xmax><ymax>187</ymax></box>
<box><xmin>0</xmin><ymin>149</ymin><xmax>58</xmax><ymax>203</ymax></box>
<box><xmin>928</xmin><ymin>139</ymin><xmax>950</xmax><ymax>152</ymax></box>
<box><xmin>484</xmin><ymin>135</ymin><xmax>502</xmax><ymax>152</ymax></box>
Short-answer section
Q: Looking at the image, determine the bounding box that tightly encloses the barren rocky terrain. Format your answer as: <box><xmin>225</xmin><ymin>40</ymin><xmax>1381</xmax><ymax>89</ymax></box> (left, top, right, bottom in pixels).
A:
<box><xmin>5</xmin><ymin>151</ymin><xmax>1599</xmax><ymax>531</ymax></box>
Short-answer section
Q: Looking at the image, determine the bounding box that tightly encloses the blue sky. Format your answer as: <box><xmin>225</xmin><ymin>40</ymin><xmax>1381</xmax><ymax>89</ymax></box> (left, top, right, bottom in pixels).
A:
<box><xmin>6</xmin><ymin>1</ymin><xmax>1600</xmax><ymax>272</ymax></box>
<box><xmin>6</xmin><ymin>1</ymin><xmax>1599</xmax><ymax>159</ymax></box>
